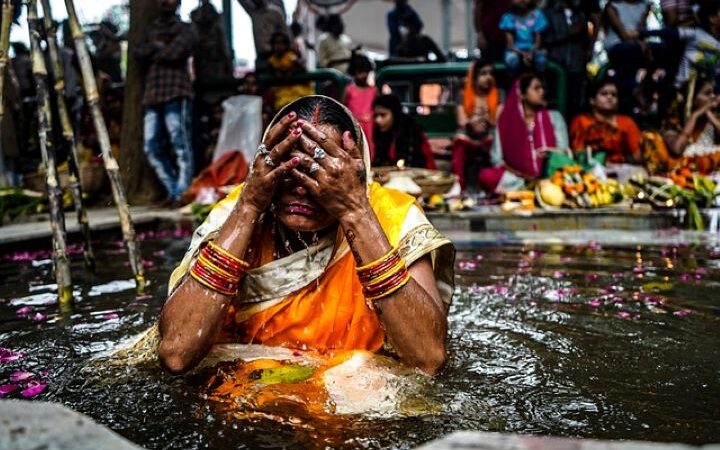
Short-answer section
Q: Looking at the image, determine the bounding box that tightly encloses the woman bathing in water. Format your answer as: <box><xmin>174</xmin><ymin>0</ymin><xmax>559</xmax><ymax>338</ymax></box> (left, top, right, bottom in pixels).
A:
<box><xmin>158</xmin><ymin>96</ymin><xmax>454</xmax><ymax>376</ymax></box>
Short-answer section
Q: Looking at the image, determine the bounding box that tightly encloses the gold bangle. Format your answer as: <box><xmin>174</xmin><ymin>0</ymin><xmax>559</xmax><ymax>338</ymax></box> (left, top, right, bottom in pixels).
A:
<box><xmin>189</xmin><ymin>268</ymin><xmax>237</xmax><ymax>296</ymax></box>
<box><xmin>197</xmin><ymin>253</ymin><xmax>242</xmax><ymax>281</ymax></box>
<box><xmin>363</xmin><ymin>260</ymin><xmax>406</xmax><ymax>286</ymax></box>
<box><xmin>365</xmin><ymin>272</ymin><xmax>411</xmax><ymax>303</ymax></box>
<box><xmin>207</xmin><ymin>241</ymin><xmax>250</xmax><ymax>269</ymax></box>
<box><xmin>356</xmin><ymin>246</ymin><xmax>397</xmax><ymax>272</ymax></box>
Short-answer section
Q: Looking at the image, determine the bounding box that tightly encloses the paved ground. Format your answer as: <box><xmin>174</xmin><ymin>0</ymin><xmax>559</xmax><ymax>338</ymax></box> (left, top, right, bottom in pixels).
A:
<box><xmin>418</xmin><ymin>432</ymin><xmax>720</xmax><ymax>450</ymax></box>
<box><xmin>0</xmin><ymin>400</ymin><xmax>143</xmax><ymax>450</ymax></box>
<box><xmin>0</xmin><ymin>206</ymin><xmax>185</xmax><ymax>245</ymax></box>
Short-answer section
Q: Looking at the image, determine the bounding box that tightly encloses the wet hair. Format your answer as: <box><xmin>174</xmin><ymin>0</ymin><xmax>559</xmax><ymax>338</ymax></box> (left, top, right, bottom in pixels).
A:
<box><xmin>348</xmin><ymin>53</ymin><xmax>373</xmax><ymax>75</ymax></box>
<box><xmin>372</xmin><ymin>94</ymin><xmax>428</xmax><ymax>168</ymax></box>
<box><xmin>272</xmin><ymin>96</ymin><xmax>358</xmax><ymax>143</ymax></box>
<box><xmin>518</xmin><ymin>72</ymin><xmax>542</xmax><ymax>95</ymax></box>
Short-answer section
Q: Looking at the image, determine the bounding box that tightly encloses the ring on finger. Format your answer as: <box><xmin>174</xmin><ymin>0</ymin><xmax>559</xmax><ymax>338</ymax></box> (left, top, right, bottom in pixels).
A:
<box><xmin>308</xmin><ymin>162</ymin><xmax>321</xmax><ymax>174</ymax></box>
<box><xmin>257</xmin><ymin>144</ymin><xmax>270</xmax><ymax>156</ymax></box>
<box><xmin>313</xmin><ymin>147</ymin><xmax>326</xmax><ymax>160</ymax></box>
<box><xmin>264</xmin><ymin>155</ymin><xmax>276</xmax><ymax>167</ymax></box>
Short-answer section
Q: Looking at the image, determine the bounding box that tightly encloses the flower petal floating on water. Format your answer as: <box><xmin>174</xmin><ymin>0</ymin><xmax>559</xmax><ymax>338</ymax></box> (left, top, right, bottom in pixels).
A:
<box><xmin>102</xmin><ymin>313</ymin><xmax>119</xmax><ymax>320</ymax></box>
<box><xmin>0</xmin><ymin>384</ymin><xmax>19</xmax><ymax>397</ymax></box>
<box><xmin>552</xmin><ymin>270</ymin><xmax>567</xmax><ymax>279</ymax></box>
<box><xmin>0</xmin><ymin>348</ymin><xmax>25</xmax><ymax>364</ymax></box>
<box><xmin>16</xmin><ymin>306</ymin><xmax>34</xmax><ymax>317</ymax></box>
<box><xmin>517</xmin><ymin>260</ymin><xmax>530</xmax><ymax>269</ymax></box>
<box><xmin>30</xmin><ymin>312</ymin><xmax>47</xmax><ymax>321</ymax></box>
<box><xmin>20</xmin><ymin>381</ymin><xmax>46</xmax><ymax>398</ymax></box>
<box><xmin>585</xmin><ymin>274</ymin><xmax>599</xmax><ymax>281</ymax></box>
<box><xmin>587</xmin><ymin>240</ymin><xmax>601</xmax><ymax>250</ymax></box>
<box><xmin>10</xmin><ymin>371</ymin><xmax>34</xmax><ymax>382</ymax></box>
<box><xmin>672</xmin><ymin>309</ymin><xmax>694</xmax><ymax>317</ymax></box>
<box><xmin>588</xmin><ymin>298</ymin><xmax>603</xmax><ymax>307</ymax></box>
<box><xmin>616</xmin><ymin>311</ymin><xmax>632</xmax><ymax>319</ymax></box>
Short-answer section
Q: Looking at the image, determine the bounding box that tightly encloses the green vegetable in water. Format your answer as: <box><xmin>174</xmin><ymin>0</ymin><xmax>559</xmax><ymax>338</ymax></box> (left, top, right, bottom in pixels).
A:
<box><xmin>642</xmin><ymin>281</ymin><xmax>674</xmax><ymax>293</ymax></box>
<box><xmin>256</xmin><ymin>365</ymin><xmax>315</xmax><ymax>385</ymax></box>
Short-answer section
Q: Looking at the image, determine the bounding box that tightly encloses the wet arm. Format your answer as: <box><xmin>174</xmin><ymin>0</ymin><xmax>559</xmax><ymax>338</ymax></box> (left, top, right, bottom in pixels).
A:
<box><xmin>158</xmin><ymin>203</ymin><xmax>260</xmax><ymax>374</ymax></box>
<box><xmin>339</xmin><ymin>211</ymin><xmax>448</xmax><ymax>375</ymax></box>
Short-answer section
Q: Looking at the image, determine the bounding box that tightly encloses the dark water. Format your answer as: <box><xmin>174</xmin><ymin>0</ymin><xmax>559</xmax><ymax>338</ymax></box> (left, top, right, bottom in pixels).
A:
<box><xmin>1</xmin><ymin>224</ymin><xmax>719</xmax><ymax>449</ymax></box>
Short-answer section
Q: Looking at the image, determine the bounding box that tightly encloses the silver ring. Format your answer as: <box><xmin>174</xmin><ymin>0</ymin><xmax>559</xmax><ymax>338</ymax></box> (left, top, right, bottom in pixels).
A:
<box><xmin>313</xmin><ymin>147</ymin><xmax>326</xmax><ymax>160</ymax></box>
<box><xmin>308</xmin><ymin>162</ymin><xmax>320</xmax><ymax>174</ymax></box>
<box><xmin>264</xmin><ymin>155</ymin><xmax>276</xmax><ymax>167</ymax></box>
<box><xmin>257</xmin><ymin>144</ymin><xmax>270</xmax><ymax>155</ymax></box>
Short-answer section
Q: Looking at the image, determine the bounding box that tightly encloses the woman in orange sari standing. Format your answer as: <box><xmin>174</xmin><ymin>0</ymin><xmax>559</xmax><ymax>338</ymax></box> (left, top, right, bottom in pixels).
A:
<box><xmin>158</xmin><ymin>96</ymin><xmax>454</xmax><ymax>376</ymax></box>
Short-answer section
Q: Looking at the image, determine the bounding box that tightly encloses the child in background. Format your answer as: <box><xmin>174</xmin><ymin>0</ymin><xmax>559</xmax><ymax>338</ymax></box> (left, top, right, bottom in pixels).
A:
<box><xmin>500</xmin><ymin>0</ymin><xmax>548</xmax><ymax>74</ymax></box>
<box><xmin>344</xmin><ymin>53</ymin><xmax>377</xmax><ymax>159</ymax></box>
<box><xmin>267</xmin><ymin>32</ymin><xmax>313</xmax><ymax>111</ymax></box>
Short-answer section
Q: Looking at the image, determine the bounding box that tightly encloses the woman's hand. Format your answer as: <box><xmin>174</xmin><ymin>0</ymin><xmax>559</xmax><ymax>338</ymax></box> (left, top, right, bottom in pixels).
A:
<box><xmin>239</xmin><ymin>112</ymin><xmax>303</xmax><ymax>215</ymax></box>
<box><xmin>291</xmin><ymin>120</ymin><xmax>370</xmax><ymax>220</ymax></box>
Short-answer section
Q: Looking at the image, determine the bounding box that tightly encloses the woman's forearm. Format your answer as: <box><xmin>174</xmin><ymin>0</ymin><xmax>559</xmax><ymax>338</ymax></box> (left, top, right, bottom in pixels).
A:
<box><xmin>158</xmin><ymin>202</ymin><xmax>260</xmax><ymax>374</ymax></box>
<box><xmin>339</xmin><ymin>208</ymin><xmax>448</xmax><ymax>374</ymax></box>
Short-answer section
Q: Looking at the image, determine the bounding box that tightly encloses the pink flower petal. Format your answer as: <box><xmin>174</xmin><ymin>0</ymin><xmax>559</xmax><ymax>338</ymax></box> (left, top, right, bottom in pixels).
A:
<box><xmin>587</xmin><ymin>241</ymin><xmax>601</xmax><ymax>250</ymax></box>
<box><xmin>517</xmin><ymin>260</ymin><xmax>530</xmax><ymax>269</ymax></box>
<box><xmin>585</xmin><ymin>274</ymin><xmax>599</xmax><ymax>281</ymax></box>
<box><xmin>16</xmin><ymin>306</ymin><xmax>34</xmax><ymax>317</ymax></box>
<box><xmin>0</xmin><ymin>384</ymin><xmax>19</xmax><ymax>397</ymax></box>
<box><xmin>553</xmin><ymin>270</ymin><xmax>567</xmax><ymax>279</ymax></box>
<box><xmin>30</xmin><ymin>312</ymin><xmax>47</xmax><ymax>321</ymax></box>
<box><xmin>102</xmin><ymin>313</ymin><xmax>119</xmax><ymax>320</ymax></box>
<box><xmin>616</xmin><ymin>311</ymin><xmax>632</xmax><ymax>319</ymax></box>
<box><xmin>20</xmin><ymin>381</ymin><xmax>46</xmax><ymax>398</ymax></box>
<box><xmin>10</xmin><ymin>371</ymin><xmax>34</xmax><ymax>382</ymax></box>
<box><xmin>673</xmin><ymin>309</ymin><xmax>694</xmax><ymax>317</ymax></box>
<box><xmin>0</xmin><ymin>348</ymin><xmax>24</xmax><ymax>364</ymax></box>
<box><xmin>588</xmin><ymin>298</ymin><xmax>603</xmax><ymax>307</ymax></box>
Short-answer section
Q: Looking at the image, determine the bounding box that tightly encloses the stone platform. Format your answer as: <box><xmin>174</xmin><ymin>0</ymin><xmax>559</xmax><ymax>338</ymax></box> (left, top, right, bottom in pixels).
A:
<box><xmin>418</xmin><ymin>431</ymin><xmax>720</xmax><ymax>450</ymax></box>
<box><xmin>0</xmin><ymin>400</ymin><xmax>142</xmax><ymax>450</ymax></box>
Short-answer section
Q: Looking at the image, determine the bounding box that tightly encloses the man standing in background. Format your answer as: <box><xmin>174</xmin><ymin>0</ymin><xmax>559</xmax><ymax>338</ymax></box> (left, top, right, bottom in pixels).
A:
<box><xmin>134</xmin><ymin>0</ymin><xmax>197</xmax><ymax>206</ymax></box>
<box><xmin>238</xmin><ymin>0</ymin><xmax>289</xmax><ymax>73</ymax></box>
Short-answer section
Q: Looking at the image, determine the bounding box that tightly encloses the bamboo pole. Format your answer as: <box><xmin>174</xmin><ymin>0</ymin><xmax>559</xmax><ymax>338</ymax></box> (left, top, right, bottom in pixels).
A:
<box><xmin>0</xmin><ymin>0</ymin><xmax>13</xmax><ymax>186</ymax></box>
<box><xmin>28</xmin><ymin>0</ymin><xmax>73</xmax><ymax>304</ymax></box>
<box><xmin>40</xmin><ymin>0</ymin><xmax>95</xmax><ymax>272</ymax></box>
<box><xmin>63</xmin><ymin>0</ymin><xmax>146</xmax><ymax>292</ymax></box>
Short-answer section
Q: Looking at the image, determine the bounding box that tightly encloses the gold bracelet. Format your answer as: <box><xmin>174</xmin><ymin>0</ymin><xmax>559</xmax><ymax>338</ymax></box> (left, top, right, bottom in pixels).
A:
<box><xmin>207</xmin><ymin>241</ymin><xmax>250</xmax><ymax>269</ymax></box>
<box><xmin>363</xmin><ymin>259</ymin><xmax>406</xmax><ymax>286</ymax></box>
<box><xmin>365</xmin><ymin>272</ymin><xmax>411</xmax><ymax>303</ymax></box>
<box><xmin>356</xmin><ymin>246</ymin><xmax>397</xmax><ymax>272</ymax></box>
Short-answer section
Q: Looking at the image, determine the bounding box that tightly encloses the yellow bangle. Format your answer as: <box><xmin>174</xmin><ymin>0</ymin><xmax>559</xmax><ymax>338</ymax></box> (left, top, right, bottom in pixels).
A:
<box><xmin>365</xmin><ymin>272</ymin><xmax>411</xmax><ymax>303</ymax></box>
<box><xmin>189</xmin><ymin>268</ymin><xmax>237</xmax><ymax>296</ymax></box>
<box><xmin>207</xmin><ymin>241</ymin><xmax>250</xmax><ymax>269</ymax></box>
<box><xmin>197</xmin><ymin>253</ymin><xmax>241</xmax><ymax>281</ymax></box>
<box><xmin>364</xmin><ymin>260</ymin><xmax>406</xmax><ymax>286</ymax></box>
<box><xmin>356</xmin><ymin>246</ymin><xmax>397</xmax><ymax>272</ymax></box>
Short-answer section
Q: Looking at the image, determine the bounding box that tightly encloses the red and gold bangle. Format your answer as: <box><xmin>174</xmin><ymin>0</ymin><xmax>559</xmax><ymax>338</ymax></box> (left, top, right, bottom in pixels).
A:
<box><xmin>361</xmin><ymin>259</ymin><xmax>405</xmax><ymax>285</ymax></box>
<box><xmin>365</xmin><ymin>270</ymin><xmax>411</xmax><ymax>303</ymax></box>
<box><xmin>358</xmin><ymin>254</ymin><xmax>402</xmax><ymax>283</ymax></box>
<box><xmin>203</xmin><ymin>241</ymin><xmax>249</xmax><ymax>275</ymax></box>
<box><xmin>356</xmin><ymin>247</ymin><xmax>398</xmax><ymax>273</ymax></box>
<box><xmin>363</xmin><ymin>267</ymin><xmax>408</xmax><ymax>298</ymax></box>
<box><xmin>190</xmin><ymin>263</ymin><xmax>238</xmax><ymax>296</ymax></box>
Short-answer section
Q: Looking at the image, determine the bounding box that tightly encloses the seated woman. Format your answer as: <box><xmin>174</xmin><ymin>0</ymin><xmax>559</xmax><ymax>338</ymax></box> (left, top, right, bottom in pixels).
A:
<box><xmin>478</xmin><ymin>72</ymin><xmax>568</xmax><ymax>193</ymax></box>
<box><xmin>452</xmin><ymin>59</ymin><xmax>502</xmax><ymax>190</ymax></box>
<box><xmin>570</xmin><ymin>79</ymin><xmax>642</xmax><ymax>163</ymax></box>
<box><xmin>158</xmin><ymin>96</ymin><xmax>453</xmax><ymax>376</ymax></box>
<box><xmin>372</xmin><ymin>94</ymin><xmax>437</xmax><ymax>169</ymax></box>
<box><xmin>664</xmin><ymin>75</ymin><xmax>720</xmax><ymax>159</ymax></box>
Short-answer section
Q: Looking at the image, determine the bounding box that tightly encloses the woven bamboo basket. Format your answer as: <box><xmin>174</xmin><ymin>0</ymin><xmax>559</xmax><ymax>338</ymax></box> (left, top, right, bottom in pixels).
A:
<box><xmin>23</xmin><ymin>163</ymin><xmax>106</xmax><ymax>198</ymax></box>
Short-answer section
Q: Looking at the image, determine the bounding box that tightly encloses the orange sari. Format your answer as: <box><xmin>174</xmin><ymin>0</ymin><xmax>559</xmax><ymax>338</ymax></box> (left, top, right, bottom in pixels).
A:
<box><xmin>168</xmin><ymin>182</ymin><xmax>454</xmax><ymax>354</ymax></box>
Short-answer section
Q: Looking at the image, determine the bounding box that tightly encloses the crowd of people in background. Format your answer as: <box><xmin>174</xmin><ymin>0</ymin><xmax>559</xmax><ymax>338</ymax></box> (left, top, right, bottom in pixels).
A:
<box><xmin>2</xmin><ymin>0</ymin><xmax>719</xmax><ymax>204</ymax></box>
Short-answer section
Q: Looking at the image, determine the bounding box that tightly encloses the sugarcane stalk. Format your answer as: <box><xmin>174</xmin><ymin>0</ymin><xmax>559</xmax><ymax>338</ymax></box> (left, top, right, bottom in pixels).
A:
<box><xmin>0</xmin><ymin>0</ymin><xmax>13</xmax><ymax>187</ymax></box>
<box><xmin>28</xmin><ymin>0</ymin><xmax>73</xmax><ymax>305</ymax></box>
<box><xmin>40</xmin><ymin>0</ymin><xmax>95</xmax><ymax>272</ymax></box>
<box><xmin>64</xmin><ymin>0</ymin><xmax>145</xmax><ymax>292</ymax></box>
